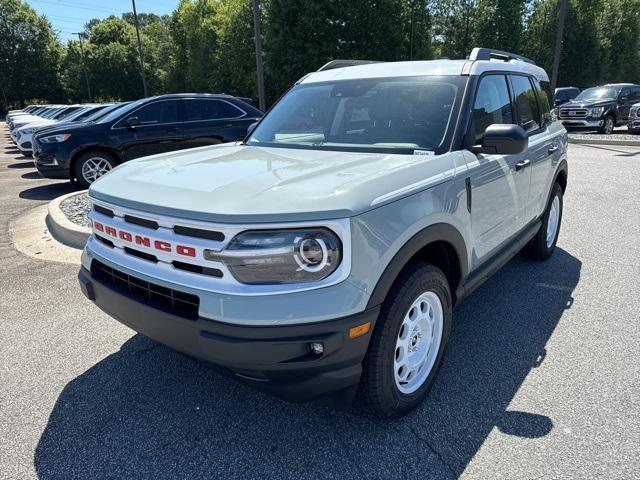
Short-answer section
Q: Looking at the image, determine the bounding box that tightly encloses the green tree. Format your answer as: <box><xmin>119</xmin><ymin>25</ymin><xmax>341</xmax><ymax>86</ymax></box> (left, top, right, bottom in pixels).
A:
<box><xmin>0</xmin><ymin>0</ymin><xmax>64</xmax><ymax>109</ymax></box>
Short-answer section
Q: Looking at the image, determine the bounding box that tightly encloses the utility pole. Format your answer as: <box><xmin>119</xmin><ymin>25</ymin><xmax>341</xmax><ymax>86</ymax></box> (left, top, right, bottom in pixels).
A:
<box><xmin>131</xmin><ymin>0</ymin><xmax>149</xmax><ymax>97</ymax></box>
<box><xmin>251</xmin><ymin>0</ymin><xmax>266</xmax><ymax>111</ymax></box>
<box><xmin>409</xmin><ymin>0</ymin><xmax>416</xmax><ymax>60</ymax></box>
<box><xmin>73</xmin><ymin>32</ymin><xmax>92</xmax><ymax>102</ymax></box>
<box><xmin>550</xmin><ymin>0</ymin><xmax>567</xmax><ymax>92</ymax></box>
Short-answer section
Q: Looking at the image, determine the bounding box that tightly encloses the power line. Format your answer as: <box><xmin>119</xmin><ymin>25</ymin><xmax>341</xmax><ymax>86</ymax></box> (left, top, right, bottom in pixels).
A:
<box><xmin>30</xmin><ymin>0</ymin><xmax>121</xmax><ymax>14</ymax></box>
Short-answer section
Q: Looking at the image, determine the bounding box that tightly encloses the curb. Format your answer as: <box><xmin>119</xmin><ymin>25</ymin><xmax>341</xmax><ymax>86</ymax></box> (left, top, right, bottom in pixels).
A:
<box><xmin>46</xmin><ymin>190</ymin><xmax>91</xmax><ymax>250</ymax></box>
<box><xmin>568</xmin><ymin>137</ymin><xmax>640</xmax><ymax>147</ymax></box>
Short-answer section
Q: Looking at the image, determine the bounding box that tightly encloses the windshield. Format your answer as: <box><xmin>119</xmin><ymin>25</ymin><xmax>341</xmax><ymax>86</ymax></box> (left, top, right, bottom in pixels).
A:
<box><xmin>575</xmin><ymin>87</ymin><xmax>620</xmax><ymax>102</ymax></box>
<box><xmin>97</xmin><ymin>99</ymin><xmax>146</xmax><ymax>124</ymax></box>
<box><xmin>246</xmin><ymin>76</ymin><xmax>463</xmax><ymax>153</ymax></box>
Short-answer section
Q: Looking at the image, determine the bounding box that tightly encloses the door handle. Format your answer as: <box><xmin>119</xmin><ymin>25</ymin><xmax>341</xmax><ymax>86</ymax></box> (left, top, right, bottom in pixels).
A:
<box><xmin>515</xmin><ymin>159</ymin><xmax>531</xmax><ymax>171</ymax></box>
<box><xmin>166</xmin><ymin>127</ymin><xmax>180</xmax><ymax>132</ymax></box>
<box><xmin>222</xmin><ymin>124</ymin><xmax>234</xmax><ymax>128</ymax></box>
<box><xmin>548</xmin><ymin>145</ymin><xmax>559</xmax><ymax>154</ymax></box>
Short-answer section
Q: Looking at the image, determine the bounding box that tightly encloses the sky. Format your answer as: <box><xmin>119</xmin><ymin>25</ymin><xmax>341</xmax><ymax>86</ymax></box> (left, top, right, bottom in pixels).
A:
<box><xmin>27</xmin><ymin>0</ymin><xmax>180</xmax><ymax>42</ymax></box>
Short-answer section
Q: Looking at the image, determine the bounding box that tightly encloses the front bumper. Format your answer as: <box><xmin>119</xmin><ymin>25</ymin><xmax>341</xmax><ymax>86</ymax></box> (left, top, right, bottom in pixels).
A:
<box><xmin>560</xmin><ymin>118</ymin><xmax>603</xmax><ymax>128</ymax></box>
<box><xmin>78</xmin><ymin>264</ymin><xmax>379</xmax><ymax>405</ymax></box>
<box><xmin>628</xmin><ymin>119</ymin><xmax>640</xmax><ymax>132</ymax></box>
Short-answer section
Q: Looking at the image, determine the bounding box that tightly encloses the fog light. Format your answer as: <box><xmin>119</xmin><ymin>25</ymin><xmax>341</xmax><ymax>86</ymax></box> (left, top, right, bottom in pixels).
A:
<box><xmin>309</xmin><ymin>342</ymin><xmax>324</xmax><ymax>354</ymax></box>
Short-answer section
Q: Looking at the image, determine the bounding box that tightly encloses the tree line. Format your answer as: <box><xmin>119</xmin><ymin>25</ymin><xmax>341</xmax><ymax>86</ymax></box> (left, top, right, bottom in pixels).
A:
<box><xmin>1</xmin><ymin>0</ymin><xmax>639</xmax><ymax>111</ymax></box>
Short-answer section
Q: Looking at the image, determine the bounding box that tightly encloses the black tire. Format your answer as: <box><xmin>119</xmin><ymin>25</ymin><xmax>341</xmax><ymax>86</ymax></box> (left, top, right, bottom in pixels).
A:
<box><xmin>599</xmin><ymin>115</ymin><xmax>615</xmax><ymax>134</ymax></box>
<box><xmin>74</xmin><ymin>151</ymin><xmax>118</xmax><ymax>188</ymax></box>
<box><xmin>359</xmin><ymin>262</ymin><xmax>452</xmax><ymax>418</ymax></box>
<box><xmin>522</xmin><ymin>182</ymin><xmax>563</xmax><ymax>260</ymax></box>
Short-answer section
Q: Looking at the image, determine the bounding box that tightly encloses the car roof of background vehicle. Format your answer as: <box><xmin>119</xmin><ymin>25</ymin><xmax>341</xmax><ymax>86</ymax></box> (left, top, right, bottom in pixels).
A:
<box><xmin>301</xmin><ymin>55</ymin><xmax>548</xmax><ymax>85</ymax></box>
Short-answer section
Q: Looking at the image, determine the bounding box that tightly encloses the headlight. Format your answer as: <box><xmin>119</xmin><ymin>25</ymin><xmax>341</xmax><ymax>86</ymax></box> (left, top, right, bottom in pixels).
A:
<box><xmin>590</xmin><ymin>107</ymin><xmax>604</xmax><ymax>117</ymax></box>
<box><xmin>205</xmin><ymin>228</ymin><xmax>342</xmax><ymax>284</ymax></box>
<box><xmin>21</xmin><ymin>128</ymin><xmax>34</xmax><ymax>135</ymax></box>
<box><xmin>40</xmin><ymin>133</ymin><xmax>71</xmax><ymax>143</ymax></box>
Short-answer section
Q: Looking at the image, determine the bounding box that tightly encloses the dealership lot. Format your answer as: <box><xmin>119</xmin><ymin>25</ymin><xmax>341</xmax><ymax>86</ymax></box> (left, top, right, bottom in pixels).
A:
<box><xmin>0</xmin><ymin>125</ymin><xmax>638</xmax><ymax>478</ymax></box>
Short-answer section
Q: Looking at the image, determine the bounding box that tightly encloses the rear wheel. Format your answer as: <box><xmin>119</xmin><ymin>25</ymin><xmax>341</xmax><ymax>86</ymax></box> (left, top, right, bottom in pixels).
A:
<box><xmin>522</xmin><ymin>182</ymin><xmax>563</xmax><ymax>260</ymax></box>
<box><xmin>360</xmin><ymin>263</ymin><xmax>452</xmax><ymax>418</ymax></box>
<box><xmin>74</xmin><ymin>151</ymin><xmax>117</xmax><ymax>188</ymax></box>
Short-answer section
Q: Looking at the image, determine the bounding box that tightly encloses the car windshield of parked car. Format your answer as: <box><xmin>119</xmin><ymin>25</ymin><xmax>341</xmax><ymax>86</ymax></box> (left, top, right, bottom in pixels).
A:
<box><xmin>247</xmin><ymin>76</ymin><xmax>463</xmax><ymax>153</ymax></box>
<box><xmin>96</xmin><ymin>99</ymin><xmax>146</xmax><ymax>124</ymax></box>
<box><xmin>575</xmin><ymin>87</ymin><xmax>619</xmax><ymax>102</ymax></box>
<box><xmin>85</xmin><ymin>103</ymin><xmax>129</xmax><ymax>123</ymax></box>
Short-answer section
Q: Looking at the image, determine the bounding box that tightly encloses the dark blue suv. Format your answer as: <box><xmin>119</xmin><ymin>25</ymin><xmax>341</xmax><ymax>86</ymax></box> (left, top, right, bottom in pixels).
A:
<box><xmin>33</xmin><ymin>94</ymin><xmax>263</xmax><ymax>187</ymax></box>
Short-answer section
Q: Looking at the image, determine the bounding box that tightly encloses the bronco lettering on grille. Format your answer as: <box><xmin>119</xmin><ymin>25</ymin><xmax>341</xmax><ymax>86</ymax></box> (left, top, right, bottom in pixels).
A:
<box><xmin>93</xmin><ymin>221</ymin><xmax>197</xmax><ymax>257</ymax></box>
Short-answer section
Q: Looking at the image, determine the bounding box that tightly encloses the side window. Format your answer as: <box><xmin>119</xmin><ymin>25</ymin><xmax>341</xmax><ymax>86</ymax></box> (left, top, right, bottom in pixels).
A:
<box><xmin>133</xmin><ymin>101</ymin><xmax>179</xmax><ymax>125</ymax></box>
<box><xmin>537</xmin><ymin>79</ymin><xmax>555</xmax><ymax>124</ymax></box>
<box><xmin>510</xmin><ymin>75</ymin><xmax>541</xmax><ymax>133</ymax></box>
<box><xmin>472</xmin><ymin>75</ymin><xmax>513</xmax><ymax>143</ymax></box>
<box><xmin>631</xmin><ymin>88</ymin><xmax>640</xmax><ymax>102</ymax></box>
<box><xmin>184</xmin><ymin>99</ymin><xmax>244</xmax><ymax>121</ymax></box>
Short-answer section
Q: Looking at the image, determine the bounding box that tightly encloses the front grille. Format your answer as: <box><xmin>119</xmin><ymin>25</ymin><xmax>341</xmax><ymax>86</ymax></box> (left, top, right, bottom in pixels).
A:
<box><xmin>91</xmin><ymin>260</ymin><xmax>200</xmax><ymax>320</ymax></box>
<box><xmin>559</xmin><ymin>108</ymin><xmax>588</xmax><ymax>119</ymax></box>
<box><xmin>94</xmin><ymin>205</ymin><xmax>114</xmax><ymax>217</ymax></box>
<box><xmin>124</xmin><ymin>214</ymin><xmax>158</xmax><ymax>230</ymax></box>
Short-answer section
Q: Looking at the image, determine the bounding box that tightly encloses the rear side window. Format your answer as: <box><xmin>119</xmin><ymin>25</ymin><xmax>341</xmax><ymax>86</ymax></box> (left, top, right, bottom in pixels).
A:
<box><xmin>184</xmin><ymin>99</ymin><xmax>245</xmax><ymax>121</ymax></box>
<box><xmin>510</xmin><ymin>75</ymin><xmax>541</xmax><ymax>133</ymax></box>
<box><xmin>537</xmin><ymin>80</ymin><xmax>555</xmax><ymax>124</ymax></box>
<box><xmin>472</xmin><ymin>75</ymin><xmax>513</xmax><ymax>143</ymax></box>
<box><xmin>134</xmin><ymin>101</ymin><xmax>179</xmax><ymax>125</ymax></box>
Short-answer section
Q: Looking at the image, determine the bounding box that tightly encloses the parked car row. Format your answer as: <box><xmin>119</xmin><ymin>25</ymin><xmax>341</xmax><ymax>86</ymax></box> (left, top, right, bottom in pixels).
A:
<box><xmin>6</xmin><ymin>93</ymin><xmax>263</xmax><ymax>187</ymax></box>
<box><xmin>554</xmin><ymin>83</ymin><xmax>640</xmax><ymax>134</ymax></box>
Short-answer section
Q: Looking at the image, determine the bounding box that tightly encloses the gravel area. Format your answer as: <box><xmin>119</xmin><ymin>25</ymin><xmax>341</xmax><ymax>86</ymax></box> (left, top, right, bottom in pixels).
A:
<box><xmin>59</xmin><ymin>192</ymin><xmax>91</xmax><ymax>228</ymax></box>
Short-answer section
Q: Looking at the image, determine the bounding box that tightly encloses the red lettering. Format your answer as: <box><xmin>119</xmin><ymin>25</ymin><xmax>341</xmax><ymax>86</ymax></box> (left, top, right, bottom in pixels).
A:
<box><xmin>119</xmin><ymin>231</ymin><xmax>132</xmax><ymax>242</ymax></box>
<box><xmin>105</xmin><ymin>226</ymin><xmax>117</xmax><ymax>237</ymax></box>
<box><xmin>176</xmin><ymin>245</ymin><xmax>196</xmax><ymax>257</ymax></box>
<box><xmin>94</xmin><ymin>221</ymin><xmax>104</xmax><ymax>232</ymax></box>
<box><xmin>134</xmin><ymin>235</ymin><xmax>151</xmax><ymax>248</ymax></box>
<box><xmin>154</xmin><ymin>240</ymin><xmax>171</xmax><ymax>252</ymax></box>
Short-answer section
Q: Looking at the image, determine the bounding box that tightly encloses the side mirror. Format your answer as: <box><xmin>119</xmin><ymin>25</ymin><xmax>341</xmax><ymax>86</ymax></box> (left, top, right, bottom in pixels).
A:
<box><xmin>125</xmin><ymin>116</ymin><xmax>140</xmax><ymax>127</ymax></box>
<box><xmin>619</xmin><ymin>96</ymin><xmax>628</xmax><ymax>104</ymax></box>
<box><xmin>245</xmin><ymin>120</ymin><xmax>259</xmax><ymax>138</ymax></box>
<box><xmin>471</xmin><ymin>124</ymin><xmax>528</xmax><ymax>155</ymax></box>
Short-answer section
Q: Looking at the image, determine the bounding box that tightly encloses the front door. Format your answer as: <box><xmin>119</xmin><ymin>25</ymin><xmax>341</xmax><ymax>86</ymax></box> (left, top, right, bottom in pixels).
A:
<box><xmin>119</xmin><ymin>99</ymin><xmax>183</xmax><ymax>161</ymax></box>
<box><xmin>466</xmin><ymin>74</ymin><xmax>532</xmax><ymax>264</ymax></box>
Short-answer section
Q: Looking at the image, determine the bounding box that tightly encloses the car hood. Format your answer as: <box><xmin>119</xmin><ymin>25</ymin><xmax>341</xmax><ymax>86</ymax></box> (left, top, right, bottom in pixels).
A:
<box><xmin>89</xmin><ymin>144</ymin><xmax>463</xmax><ymax>223</ymax></box>
<box><xmin>17</xmin><ymin>119</ymin><xmax>55</xmax><ymax>131</ymax></box>
<box><xmin>34</xmin><ymin>121</ymin><xmax>95</xmax><ymax>138</ymax></box>
<box><xmin>562</xmin><ymin>99</ymin><xmax>615</xmax><ymax>108</ymax></box>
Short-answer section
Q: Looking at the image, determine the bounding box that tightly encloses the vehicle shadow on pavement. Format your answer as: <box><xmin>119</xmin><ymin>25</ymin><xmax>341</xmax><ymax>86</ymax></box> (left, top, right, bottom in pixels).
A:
<box><xmin>6</xmin><ymin>161</ymin><xmax>35</xmax><ymax>169</ymax></box>
<box><xmin>34</xmin><ymin>249</ymin><xmax>581</xmax><ymax>480</ymax></box>
<box><xmin>19</xmin><ymin>182</ymin><xmax>81</xmax><ymax>201</ymax></box>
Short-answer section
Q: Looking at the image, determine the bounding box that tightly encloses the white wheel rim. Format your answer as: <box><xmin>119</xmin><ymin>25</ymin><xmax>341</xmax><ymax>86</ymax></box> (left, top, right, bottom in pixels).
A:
<box><xmin>81</xmin><ymin>157</ymin><xmax>112</xmax><ymax>183</ymax></box>
<box><xmin>393</xmin><ymin>291</ymin><xmax>444</xmax><ymax>394</ymax></box>
<box><xmin>546</xmin><ymin>195</ymin><xmax>560</xmax><ymax>248</ymax></box>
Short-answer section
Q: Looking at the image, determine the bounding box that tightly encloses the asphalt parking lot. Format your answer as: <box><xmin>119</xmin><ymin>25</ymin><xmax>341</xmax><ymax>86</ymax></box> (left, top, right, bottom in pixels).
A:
<box><xmin>1</xmin><ymin>124</ymin><xmax>638</xmax><ymax>479</ymax></box>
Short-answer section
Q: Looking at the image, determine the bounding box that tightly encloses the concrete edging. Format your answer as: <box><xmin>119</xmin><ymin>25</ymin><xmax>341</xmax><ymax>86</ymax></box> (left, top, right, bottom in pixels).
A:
<box><xmin>46</xmin><ymin>190</ymin><xmax>90</xmax><ymax>250</ymax></box>
<box><xmin>568</xmin><ymin>137</ymin><xmax>640</xmax><ymax>147</ymax></box>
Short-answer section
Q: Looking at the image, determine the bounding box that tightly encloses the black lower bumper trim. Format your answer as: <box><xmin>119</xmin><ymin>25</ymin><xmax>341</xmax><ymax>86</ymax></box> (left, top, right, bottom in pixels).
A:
<box><xmin>78</xmin><ymin>266</ymin><xmax>379</xmax><ymax>404</ymax></box>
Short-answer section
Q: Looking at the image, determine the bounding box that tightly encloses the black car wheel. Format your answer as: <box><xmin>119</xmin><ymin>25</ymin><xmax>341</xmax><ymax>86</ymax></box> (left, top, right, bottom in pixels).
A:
<box><xmin>74</xmin><ymin>151</ymin><xmax>117</xmax><ymax>188</ymax></box>
<box><xmin>600</xmin><ymin>115</ymin><xmax>615</xmax><ymax>135</ymax></box>
<box><xmin>359</xmin><ymin>263</ymin><xmax>452</xmax><ymax>418</ymax></box>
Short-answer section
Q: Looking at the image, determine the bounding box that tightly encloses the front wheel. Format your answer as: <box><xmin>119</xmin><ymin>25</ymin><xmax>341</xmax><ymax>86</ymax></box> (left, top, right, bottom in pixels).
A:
<box><xmin>359</xmin><ymin>263</ymin><xmax>452</xmax><ymax>418</ymax></box>
<box><xmin>522</xmin><ymin>182</ymin><xmax>563</xmax><ymax>260</ymax></box>
<box><xmin>74</xmin><ymin>151</ymin><xmax>117</xmax><ymax>188</ymax></box>
<box><xmin>600</xmin><ymin>115</ymin><xmax>615</xmax><ymax>134</ymax></box>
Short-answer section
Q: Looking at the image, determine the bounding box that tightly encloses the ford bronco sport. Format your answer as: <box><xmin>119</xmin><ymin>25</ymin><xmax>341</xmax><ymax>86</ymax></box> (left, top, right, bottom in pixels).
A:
<box><xmin>78</xmin><ymin>48</ymin><xmax>568</xmax><ymax>417</ymax></box>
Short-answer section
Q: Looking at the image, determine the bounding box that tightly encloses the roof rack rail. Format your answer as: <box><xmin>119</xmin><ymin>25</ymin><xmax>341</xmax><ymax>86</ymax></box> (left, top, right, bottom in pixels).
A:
<box><xmin>317</xmin><ymin>59</ymin><xmax>382</xmax><ymax>71</ymax></box>
<box><xmin>468</xmin><ymin>48</ymin><xmax>536</xmax><ymax>65</ymax></box>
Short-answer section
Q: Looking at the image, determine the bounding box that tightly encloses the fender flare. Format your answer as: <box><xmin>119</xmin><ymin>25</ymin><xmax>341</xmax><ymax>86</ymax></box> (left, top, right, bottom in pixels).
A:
<box><xmin>365</xmin><ymin>223</ymin><xmax>469</xmax><ymax>309</ymax></box>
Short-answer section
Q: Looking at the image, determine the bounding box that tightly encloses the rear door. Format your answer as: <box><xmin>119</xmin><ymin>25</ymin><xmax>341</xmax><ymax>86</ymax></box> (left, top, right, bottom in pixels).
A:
<box><xmin>115</xmin><ymin>99</ymin><xmax>183</xmax><ymax>161</ymax></box>
<box><xmin>467</xmin><ymin>74</ymin><xmax>531</xmax><ymax>260</ymax></box>
<box><xmin>181</xmin><ymin>98</ymin><xmax>256</xmax><ymax>149</ymax></box>
<box><xmin>527</xmin><ymin>77</ymin><xmax>562</xmax><ymax>219</ymax></box>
